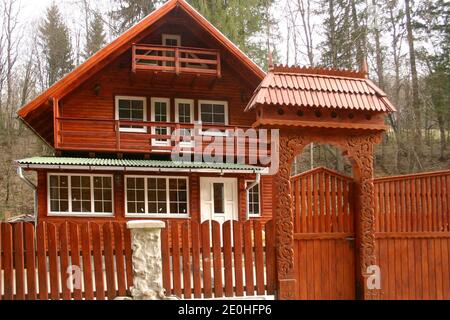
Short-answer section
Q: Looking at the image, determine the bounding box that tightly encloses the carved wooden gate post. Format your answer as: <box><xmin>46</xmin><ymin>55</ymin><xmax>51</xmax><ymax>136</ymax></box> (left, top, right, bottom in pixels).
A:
<box><xmin>274</xmin><ymin>132</ymin><xmax>306</xmax><ymax>300</ymax></box>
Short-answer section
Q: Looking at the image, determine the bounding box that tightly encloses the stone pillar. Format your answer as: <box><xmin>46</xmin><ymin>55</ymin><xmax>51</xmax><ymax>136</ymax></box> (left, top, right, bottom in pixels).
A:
<box><xmin>127</xmin><ymin>220</ymin><xmax>166</xmax><ymax>300</ymax></box>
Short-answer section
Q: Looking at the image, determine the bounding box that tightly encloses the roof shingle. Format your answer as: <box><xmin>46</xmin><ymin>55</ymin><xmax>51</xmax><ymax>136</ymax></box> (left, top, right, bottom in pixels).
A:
<box><xmin>246</xmin><ymin>66</ymin><xmax>396</xmax><ymax>113</ymax></box>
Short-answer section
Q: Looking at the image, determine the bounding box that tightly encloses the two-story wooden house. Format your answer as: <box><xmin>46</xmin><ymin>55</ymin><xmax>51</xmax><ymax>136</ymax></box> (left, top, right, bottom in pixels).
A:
<box><xmin>16</xmin><ymin>0</ymin><xmax>273</xmax><ymax>226</ymax></box>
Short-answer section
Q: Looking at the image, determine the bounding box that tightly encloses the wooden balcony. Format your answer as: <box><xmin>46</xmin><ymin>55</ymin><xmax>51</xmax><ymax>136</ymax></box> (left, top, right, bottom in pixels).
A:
<box><xmin>132</xmin><ymin>44</ymin><xmax>221</xmax><ymax>78</ymax></box>
<box><xmin>56</xmin><ymin>118</ymin><xmax>272</xmax><ymax>163</ymax></box>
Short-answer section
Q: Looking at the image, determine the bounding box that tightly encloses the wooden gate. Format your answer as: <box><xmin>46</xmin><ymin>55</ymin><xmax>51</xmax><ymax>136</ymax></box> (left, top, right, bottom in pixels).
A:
<box><xmin>292</xmin><ymin>167</ymin><xmax>356</xmax><ymax>299</ymax></box>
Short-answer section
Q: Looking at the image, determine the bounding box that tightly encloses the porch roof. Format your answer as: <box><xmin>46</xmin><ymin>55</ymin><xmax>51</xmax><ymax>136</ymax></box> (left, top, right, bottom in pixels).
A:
<box><xmin>16</xmin><ymin>157</ymin><xmax>266</xmax><ymax>174</ymax></box>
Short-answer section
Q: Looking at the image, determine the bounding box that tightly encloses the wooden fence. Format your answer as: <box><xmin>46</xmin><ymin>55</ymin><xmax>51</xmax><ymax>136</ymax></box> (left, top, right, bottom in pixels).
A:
<box><xmin>161</xmin><ymin>219</ymin><xmax>276</xmax><ymax>299</ymax></box>
<box><xmin>374</xmin><ymin>170</ymin><xmax>450</xmax><ymax>300</ymax></box>
<box><xmin>0</xmin><ymin>222</ymin><xmax>132</xmax><ymax>300</ymax></box>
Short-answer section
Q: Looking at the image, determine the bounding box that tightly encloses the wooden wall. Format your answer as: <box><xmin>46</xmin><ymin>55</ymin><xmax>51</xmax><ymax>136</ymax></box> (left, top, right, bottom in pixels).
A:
<box><xmin>37</xmin><ymin>170</ymin><xmax>274</xmax><ymax>225</ymax></box>
<box><xmin>57</xmin><ymin>14</ymin><xmax>259</xmax><ymax>154</ymax></box>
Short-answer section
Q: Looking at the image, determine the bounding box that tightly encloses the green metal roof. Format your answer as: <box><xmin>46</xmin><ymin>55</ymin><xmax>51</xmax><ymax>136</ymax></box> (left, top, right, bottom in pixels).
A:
<box><xmin>16</xmin><ymin>157</ymin><xmax>265</xmax><ymax>173</ymax></box>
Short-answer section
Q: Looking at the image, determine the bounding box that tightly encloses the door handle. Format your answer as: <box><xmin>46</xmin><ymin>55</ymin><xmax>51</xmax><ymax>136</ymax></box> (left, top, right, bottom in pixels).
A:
<box><xmin>345</xmin><ymin>237</ymin><xmax>356</xmax><ymax>242</ymax></box>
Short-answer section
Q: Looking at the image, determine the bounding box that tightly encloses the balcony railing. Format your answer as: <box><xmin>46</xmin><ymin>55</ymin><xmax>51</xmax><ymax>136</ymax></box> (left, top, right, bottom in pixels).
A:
<box><xmin>57</xmin><ymin>118</ymin><xmax>272</xmax><ymax>163</ymax></box>
<box><xmin>132</xmin><ymin>44</ymin><xmax>221</xmax><ymax>78</ymax></box>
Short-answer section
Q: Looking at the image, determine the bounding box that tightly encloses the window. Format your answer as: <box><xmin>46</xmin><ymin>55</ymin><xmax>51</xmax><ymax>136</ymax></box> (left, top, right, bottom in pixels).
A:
<box><xmin>125</xmin><ymin>176</ymin><xmax>189</xmax><ymax>217</ymax></box>
<box><xmin>175</xmin><ymin>99</ymin><xmax>194</xmax><ymax>146</ymax></box>
<box><xmin>213</xmin><ymin>183</ymin><xmax>225</xmax><ymax>214</ymax></box>
<box><xmin>199</xmin><ymin>100</ymin><xmax>228</xmax><ymax>126</ymax></box>
<box><xmin>115</xmin><ymin>96</ymin><xmax>147</xmax><ymax>133</ymax></box>
<box><xmin>151</xmin><ymin>98</ymin><xmax>171</xmax><ymax>146</ymax></box>
<box><xmin>246</xmin><ymin>182</ymin><xmax>261</xmax><ymax>217</ymax></box>
<box><xmin>48</xmin><ymin>174</ymin><xmax>113</xmax><ymax>216</ymax></box>
<box><xmin>162</xmin><ymin>34</ymin><xmax>180</xmax><ymax>67</ymax></box>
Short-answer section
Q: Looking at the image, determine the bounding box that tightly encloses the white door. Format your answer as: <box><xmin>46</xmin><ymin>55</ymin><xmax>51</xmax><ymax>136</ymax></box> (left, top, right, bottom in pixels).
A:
<box><xmin>200</xmin><ymin>177</ymin><xmax>238</xmax><ymax>225</ymax></box>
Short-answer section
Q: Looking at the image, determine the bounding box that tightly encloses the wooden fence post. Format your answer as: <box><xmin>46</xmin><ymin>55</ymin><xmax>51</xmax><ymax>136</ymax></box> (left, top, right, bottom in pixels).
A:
<box><xmin>127</xmin><ymin>220</ymin><xmax>167</xmax><ymax>300</ymax></box>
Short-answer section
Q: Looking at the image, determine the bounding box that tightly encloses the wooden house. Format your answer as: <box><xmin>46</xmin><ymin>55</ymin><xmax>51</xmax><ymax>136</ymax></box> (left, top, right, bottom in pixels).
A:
<box><xmin>16</xmin><ymin>0</ymin><xmax>273</xmax><ymax>226</ymax></box>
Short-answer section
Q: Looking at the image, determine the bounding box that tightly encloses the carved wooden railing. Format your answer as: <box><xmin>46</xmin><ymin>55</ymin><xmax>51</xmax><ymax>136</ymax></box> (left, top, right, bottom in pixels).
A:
<box><xmin>132</xmin><ymin>44</ymin><xmax>221</xmax><ymax>78</ymax></box>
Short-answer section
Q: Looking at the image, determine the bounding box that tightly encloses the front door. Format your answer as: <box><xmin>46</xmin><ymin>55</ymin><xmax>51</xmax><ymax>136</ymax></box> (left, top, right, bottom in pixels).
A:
<box><xmin>200</xmin><ymin>177</ymin><xmax>238</xmax><ymax>225</ymax></box>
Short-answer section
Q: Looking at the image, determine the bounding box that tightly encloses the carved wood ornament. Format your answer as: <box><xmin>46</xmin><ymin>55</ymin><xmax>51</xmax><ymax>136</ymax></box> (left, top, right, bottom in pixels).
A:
<box><xmin>274</xmin><ymin>129</ymin><xmax>382</xmax><ymax>300</ymax></box>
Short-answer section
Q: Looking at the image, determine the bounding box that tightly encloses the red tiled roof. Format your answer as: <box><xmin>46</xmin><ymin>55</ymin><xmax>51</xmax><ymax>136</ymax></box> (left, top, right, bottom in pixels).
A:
<box><xmin>246</xmin><ymin>66</ymin><xmax>396</xmax><ymax>113</ymax></box>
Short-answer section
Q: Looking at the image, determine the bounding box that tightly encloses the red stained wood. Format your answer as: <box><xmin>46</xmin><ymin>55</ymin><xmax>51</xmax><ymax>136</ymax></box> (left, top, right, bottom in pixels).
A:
<box><xmin>69</xmin><ymin>223</ymin><xmax>82</xmax><ymax>300</ymax></box>
<box><xmin>181</xmin><ymin>222</ymin><xmax>192</xmax><ymax>299</ymax></box>
<box><xmin>191</xmin><ymin>221</ymin><xmax>202</xmax><ymax>298</ymax></box>
<box><xmin>113</xmin><ymin>223</ymin><xmax>126</xmax><ymax>297</ymax></box>
<box><xmin>24</xmin><ymin>223</ymin><xmax>37</xmax><ymax>300</ymax></box>
<box><xmin>36</xmin><ymin>223</ymin><xmax>48</xmax><ymax>300</ymax></box>
<box><xmin>59</xmin><ymin>223</ymin><xmax>71</xmax><ymax>300</ymax></box>
<box><xmin>211</xmin><ymin>221</ymin><xmax>223</xmax><ymax>297</ymax></box>
<box><xmin>243</xmin><ymin>220</ymin><xmax>255</xmax><ymax>295</ymax></box>
<box><xmin>13</xmin><ymin>223</ymin><xmax>25</xmax><ymax>300</ymax></box>
<box><xmin>201</xmin><ymin>221</ymin><xmax>213</xmax><ymax>298</ymax></box>
<box><xmin>123</xmin><ymin>226</ymin><xmax>133</xmax><ymax>291</ymax></box>
<box><xmin>222</xmin><ymin>221</ymin><xmax>233</xmax><ymax>297</ymax></box>
<box><xmin>82</xmin><ymin>223</ymin><xmax>95</xmax><ymax>300</ymax></box>
<box><xmin>47</xmin><ymin>223</ymin><xmax>60</xmax><ymax>300</ymax></box>
<box><xmin>161</xmin><ymin>224</ymin><xmax>171</xmax><ymax>296</ymax></box>
<box><xmin>233</xmin><ymin>221</ymin><xmax>244</xmax><ymax>296</ymax></box>
<box><xmin>171</xmin><ymin>222</ymin><xmax>182</xmax><ymax>298</ymax></box>
<box><xmin>2</xmin><ymin>223</ymin><xmax>14</xmax><ymax>300</ymax></box>
<box><xmin>253</xmin><ymin>221</ymin><xmax>265</xmax><ymax>295</ymax></box>
<box><xmin>102</xmin><ymin>223</ymin><xmax>116</xmax><ymax>300</ymax></box>
<box><xmin>91</xmin><ymin>223</ymin><xmax>105</xmax><ymax>300</ymax></box>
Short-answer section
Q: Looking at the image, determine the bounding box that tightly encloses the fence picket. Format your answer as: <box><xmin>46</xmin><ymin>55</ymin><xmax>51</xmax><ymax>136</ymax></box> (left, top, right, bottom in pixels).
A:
<box><xmin>13</xmin><ymin>223</ymin><xmax>25</xmax><ymax>300</ymax></box>
<box><xmin>222</xmin><ymin>221</ymin><xmax>233</xmax><ymax>297</ymax></box>
<box><xmin>47</xmin><ymin>223</ymin><xmax>59</xmax><ymax>300</ymax></box>
<box><xmin>191</xmin><ymin>221</ymin><xmax>202</xmax><ymax>298</ymax></box>
<box><xmin>3</xmin><ymin>223</ymin><xmax>14</xmax><ymax>300</ymax></box>
<box><xmin>82</xmin><ymin>223</ymin><xmax>95</xmax><ymax>300</ymax></box>
<box><xmin>171</xmin><ymin>222</ymin><xmax>182</xmax><ymax>298</ymax></box>
<box><xmin>233</xmin><ymin>221</ymin><xmax>244</xmax><ymax>296</ymax></box>
<box><xmin>69</xmin><ymin>223</ymin><xmax>82</xmax><ymax>300</ymax></box>
<box><xmin>243</xmin><ymin>220</ymin><xmax>255</xmax><ymax>296</ymax></box>
<box><xmin>211</xmin><ymin>221</ymin><xmax>223</xmax><ymax>298</ymax></box>
<box><xmin>113</xmin><ymin>223</ymin><xmax>126</xmax><ymax>297</ymax></box>
<box><xmin>91</xmin><ymin>223</ymin><xmax>105</xmax><ymax>300</ymax></box>
<box><xmin>24</xmin><ymin>223</ymin><xmax>37</xmax><ymax>300</ymax></box>
<box><xmin>161</xmin><ymin>224</ymin><xmax>171</xmax><ymax>296</ymax></box>
<box><xmin>103</xmin><ymin>223</ymin><xmax>116</xmax><ymax>300</ymax></box>
<box><xmin>181</xmin><ymin>222</ymin><xmax>192</xmax><ymax>299</ymax></box>
<box><xmin>59</xmin><ymin>222</ymin><xmax>71</xmax><ymax>300</ymax></box>
<box><xmin>36</xmin><ymin>223</ymin><xmax>48</xmax><ymax>300</ymax></box>
<box><xmin>201</xmin><ymin>221</ymin><xmax>213</xmax><ymax>298</ymax></box>
<box><xmin>254</xmin><ymin>221</ymin><xmax>265</xmax><ymax>295</ymax></box>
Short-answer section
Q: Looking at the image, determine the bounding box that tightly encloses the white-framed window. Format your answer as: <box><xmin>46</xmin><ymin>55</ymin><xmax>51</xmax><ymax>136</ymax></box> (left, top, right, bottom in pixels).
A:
<box><xmin>48</xmin><ymin>173</ymin><xmax>114</xmax><ymax>217</ymax></box>
<box><xmin>175</xmin><ymin>99</ymin><xmax>194</xmax><ymax>147</ymax></box>
<box><xmin>115</xmin><ymin>96</ymin><xmax>147</xmax><ymax>133</ymax></box>
<box><xmin>125</xmin><ymin>176</ymin><xmax>189</xmax><ymax>218</ymax></box>
<box><xmin>199</xmin><ymin>100</ymin><xmax>229</xmax><ymax>137</ymax></box>
<box><xmin>246</xmin><ymin>181</ymin><xmax>261</xmax><ymax>217</ymax></box>
<box><xmin>151</xmin><ymin>98</ymin><xmax>171</xmax><ymax>147</ymax></box>
<box><xmin>162</xmin><ymin>34</ymin><xmax>181</xmax><ymax>67</ymax></box>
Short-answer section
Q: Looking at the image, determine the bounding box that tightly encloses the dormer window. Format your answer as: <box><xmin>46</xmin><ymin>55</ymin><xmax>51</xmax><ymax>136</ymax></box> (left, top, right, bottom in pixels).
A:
<box><xmin>115</xmin><ymin>96</ymin><xmax>147</xmax><ymax>133</ymax></box>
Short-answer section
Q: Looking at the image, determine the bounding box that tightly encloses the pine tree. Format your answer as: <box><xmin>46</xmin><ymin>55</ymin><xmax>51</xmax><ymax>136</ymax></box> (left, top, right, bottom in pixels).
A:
<box><xmin>38</xmin><ymin>4</ymin><xmax>73</xmax><ymax>86</ymax></box>
<box><xmin>110</xmin><ymin>0</ymin><xmax>163</xmax><ymax>35</ymax></box>
<box><xmin>188</xmin><ymin>0</ymin><xmax>276</xmax><ymax>69</ymax></box>
<box><xmin>84</xmin><ymin>12</ymin><xmax>106</xmax><ymax>59</ymax></box>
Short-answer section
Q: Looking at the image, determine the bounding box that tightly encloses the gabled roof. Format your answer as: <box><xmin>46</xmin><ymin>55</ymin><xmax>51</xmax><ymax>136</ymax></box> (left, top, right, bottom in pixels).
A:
<box><xmin>246</xmin><ymin>65</ymin><xmax>396</xmax><ymax>113</ymax></box>
<box><xmin>17</xmin><ymin>0</ymin><xmax>265</xmax><ymax>143</ymax></box>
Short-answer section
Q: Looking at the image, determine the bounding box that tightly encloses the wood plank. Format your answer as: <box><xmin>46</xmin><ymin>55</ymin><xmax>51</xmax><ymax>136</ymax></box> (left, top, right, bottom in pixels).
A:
<box><xmin>24</xmin><ymin>223</ymin><xmax>37</xmax><ymax>300</ymax></box>
<box><xmin>233</xmin><ymin>221</ymin><xmax>244</xmax><ymax>296</ymax></box>
<box><xmin>112</xmin><ymin>223</ymin><xmax>126</xmax><ymax>297</ymax></box>
<box><xmin>103</xmin><ymin>223</ymin><xmax>116</xmax><ymax>300</ymax></box>
<box><xmin>301</xmin><ymin>177</ymin><xmax>307</xmax><ymax>233</ymax></box>
<box><xmin>82</xmin><ymin>223</ymin><xmax>95</xmax><ymax>300</ymax></box>
<box><xmin>2</xmin><ymin>223</ymin><xmax>14</xmax><ymax>300</ymax></box>
<box><xmin>243</xmin><ymin>221</ymin><xmax>255</xmax><ymax>296</ymax></box>
<box><xmin>181</xmin><ymin>221</ymin><xmax>192</xmax><ymax>299</ymax></box>
<box><xmin>191</xmin><ymin>221</ymin><xmax>202</xmax><ymax>298</ymax></box>
<box><xmin>264</xmin><ymin>220</ymin><xmax>276</xmax><ymax>295</ymax></box>
<box><xmin>253</xmin><ymin>221</ymin><xmax>265</xmax><ymax>296</ymax></box>
<box><xmin>69</xmin><ymin>223</ymin><xmax>82</xmax><ymax>300</ymax></box>
<box><xmin>47</xmin><ymin>223</ymin><xmax>60</xmax><ymax>300</ymax></box>
<box><xmin>59</xmin><ymin>222</ymin><xmax>71</xmax><ymax>300</ymax></box>
<box><xmin>13</xmin><ymin>223</ymin><xmax>26</xmax><ymax>300</ymax></box>
<box><xmin>171</xmin><ymin>222</ymin><xmax>182</xmax><ymax>298</ymax></box>
<box><xmin>161</xmin><ymin>224</ymin><xmax>171</xmax><ymax>296</ymax></box>
<box><xmin>201</xmin><ymin>221</ymin><xmax>213</xmax><ymax>298</ymax></box>
<box><xmin>36</xmin><ymin>223</ymin><xmax>49</xmax><ymax>300</ymax></box>
<box><xmin>123</xmin><ymin>226</ymin><xmax>133</xmax><ymax>291</ymax></box>
<box><xmin>211</xmin><ymin>221</ymin><xmax>223</xmax><ymax>298</ymax></box>
<box><xmin>91</xmin><ymin>223</ymin><xmax>105</xmax><ymax>300</ymax></box>
<box><xmin>222</xmin><ymin>221</ymin><xmax>233</xmax><ymax>297</ymax></box>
